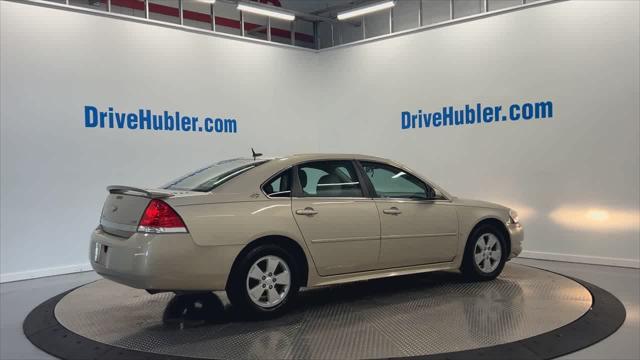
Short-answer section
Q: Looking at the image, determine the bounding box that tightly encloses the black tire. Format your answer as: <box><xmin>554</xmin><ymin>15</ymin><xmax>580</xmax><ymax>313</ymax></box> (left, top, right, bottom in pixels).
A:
<box><xmin>461</xmin><ymin>224</ymin><xmax>507</xmax><ymax>281</ymax></box>
<box><xmin>226</xmin><ymin>244</ymin><xmax>300</xmax><ymax>319</ymax></box>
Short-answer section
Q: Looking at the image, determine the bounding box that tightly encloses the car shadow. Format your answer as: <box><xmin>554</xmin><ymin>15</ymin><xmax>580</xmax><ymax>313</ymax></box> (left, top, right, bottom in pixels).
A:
<box><xmin>111</xmin><ymin>267</ymin><xmax>526</xmax><ymax>358</ymax></box>
<box><xmin>161</xmin><ymin>270</ymin><xmax>469</xmax><ymax>327</ymax></box>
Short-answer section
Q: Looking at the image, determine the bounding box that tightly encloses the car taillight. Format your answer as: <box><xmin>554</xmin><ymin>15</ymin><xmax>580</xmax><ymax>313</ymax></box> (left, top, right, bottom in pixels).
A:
<box><xmin>137</xmin><ymin>199</ymin><xmax>188</xmax><ymax>234</ymax></box>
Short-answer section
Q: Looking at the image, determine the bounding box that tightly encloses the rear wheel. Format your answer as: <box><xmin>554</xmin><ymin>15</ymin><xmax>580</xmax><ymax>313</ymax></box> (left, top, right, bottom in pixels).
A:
<box><xmin>461</xmin><ymin>224</ymin><xmax>507</xmax><ymax>281</ymax></box>
<box><xmin>226</xmin><ymin>244</ymin><xmax>299</xmax><ymax>318</ymax></box>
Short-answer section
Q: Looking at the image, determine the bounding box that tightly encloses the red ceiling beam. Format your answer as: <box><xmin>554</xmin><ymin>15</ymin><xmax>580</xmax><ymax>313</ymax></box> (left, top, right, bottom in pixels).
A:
<box><xmin>108</xmin><ymin>0</ymin><xmax>313</xmax><ymax>43</ymax></box>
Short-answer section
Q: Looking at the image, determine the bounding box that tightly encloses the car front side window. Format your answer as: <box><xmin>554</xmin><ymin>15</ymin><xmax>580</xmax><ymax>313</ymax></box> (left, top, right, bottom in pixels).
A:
<box><xmin>360</xmin><ymin>162</ymin><xmax>431</xmax><ymax>200</ymax></box>
<box><xmin>297</xmin><ymin>161</ymin><xmax>363</xmax><ymax>198</ymax></box>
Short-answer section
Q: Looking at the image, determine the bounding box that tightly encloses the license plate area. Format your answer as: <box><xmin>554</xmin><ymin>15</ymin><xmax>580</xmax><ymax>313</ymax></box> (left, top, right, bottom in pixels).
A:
<box><xmin>94</xmin><ymin>243</ymin><xmax>109</xmax><ymax>265</ymax></box>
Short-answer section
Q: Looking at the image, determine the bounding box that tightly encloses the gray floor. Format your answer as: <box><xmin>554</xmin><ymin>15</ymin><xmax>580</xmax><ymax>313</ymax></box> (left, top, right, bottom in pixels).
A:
<box><xmin>0</xmin><ymin>258</ymin><xmax>638</xmax><ymax>360</ymax></box>
<box><xmin>54</xmin><ymin>264</ymin><xmax>591</xmax><ymax>359</ymax></box>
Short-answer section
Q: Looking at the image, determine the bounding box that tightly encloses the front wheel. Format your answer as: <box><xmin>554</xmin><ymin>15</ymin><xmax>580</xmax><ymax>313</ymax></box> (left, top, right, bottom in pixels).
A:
<box><xmin>226</xmin><ymin>244</ymin><xmax>299</xmax><ymax>318</ymax></box>
<box><xmin>461</xmin><ymin>225</ymin><xmax>507</xmax><ymax>281</ymax></box>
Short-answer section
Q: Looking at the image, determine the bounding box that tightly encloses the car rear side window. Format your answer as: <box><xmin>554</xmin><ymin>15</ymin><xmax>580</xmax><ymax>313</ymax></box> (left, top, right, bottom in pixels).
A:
<box><xmin>297</xmin><ymin>161</ymin><xmax>363</xmax><ymax>197</ymax></box>
<box><xmin>263</xmin><ymin>169</ymin><xmax>292</xmax><ymax>198</ymax></box>
<box><xmin>360</xmin><ymin>162</ymin><xmax>429</xmax><ymax>200</ymax></box>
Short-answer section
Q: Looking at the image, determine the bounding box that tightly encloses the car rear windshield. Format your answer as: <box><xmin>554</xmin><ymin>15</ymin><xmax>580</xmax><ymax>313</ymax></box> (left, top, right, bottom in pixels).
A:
<box><xmin>164</xmin><ymin>158</ymin><xmax>269</xmax><ymax>192</ymax></box>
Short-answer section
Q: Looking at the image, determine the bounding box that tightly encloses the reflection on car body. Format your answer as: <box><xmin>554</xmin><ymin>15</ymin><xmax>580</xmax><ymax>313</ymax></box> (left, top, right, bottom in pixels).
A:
<box><xmin>90</xmin><ymin>153</ymin><xmax>523</xmax><ymax>317</ymax></box>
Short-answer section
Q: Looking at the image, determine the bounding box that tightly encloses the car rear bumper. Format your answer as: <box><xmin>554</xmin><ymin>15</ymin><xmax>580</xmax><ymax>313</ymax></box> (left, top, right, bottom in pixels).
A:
<box><xmin>507</xmin><ymin>223</ymin><xmax>524</xmax><ymax>259</ymax></box>
<box><xmin>90</xmin><ymin>228</ymin><xmax>242</xmax><ymax>291</ymax></box>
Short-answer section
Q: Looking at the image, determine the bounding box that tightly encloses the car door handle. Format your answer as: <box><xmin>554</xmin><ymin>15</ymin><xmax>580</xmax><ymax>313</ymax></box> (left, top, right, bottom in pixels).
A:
<box><xmin>296</xmin><ymin>207</ymin><xmax>318</xmax><ymax>216</ymax></box>
<box><xmin>383</xmin><ymin>207</ymin><xmax>402</xmax><ymax>215</ymax></box>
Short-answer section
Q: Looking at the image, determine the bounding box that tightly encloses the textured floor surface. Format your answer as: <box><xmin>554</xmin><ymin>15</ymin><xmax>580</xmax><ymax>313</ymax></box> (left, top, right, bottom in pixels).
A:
<box><xmin>1</xmin><ymin>258</ymin><xmax>638</xmax><ymax>360</ymax></box>
<box><xmin>53</xmin><ymin>264</ymin><xmax>590</xmax><ymax>359</ymax></box>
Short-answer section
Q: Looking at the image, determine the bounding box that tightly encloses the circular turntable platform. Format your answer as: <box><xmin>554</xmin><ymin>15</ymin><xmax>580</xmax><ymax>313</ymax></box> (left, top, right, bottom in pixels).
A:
<box><xmin>24</xmin><ymin>264</ymin><xmax>625</xmax><ymax>360</ymax></box>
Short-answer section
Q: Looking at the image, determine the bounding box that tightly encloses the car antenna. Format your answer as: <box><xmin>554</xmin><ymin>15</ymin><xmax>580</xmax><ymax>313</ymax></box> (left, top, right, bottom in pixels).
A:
<box><xmin>251</xmin><ymin>148</ymin><xmax>263</xmax><ymax>161</ymax></box>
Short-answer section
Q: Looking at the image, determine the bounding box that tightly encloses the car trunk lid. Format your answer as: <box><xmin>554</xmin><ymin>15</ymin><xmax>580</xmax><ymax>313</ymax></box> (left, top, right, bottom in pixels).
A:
<box><xmin>100</xmin><ymin>186</ymin><xmax>174</xmax><ymax>237</ymax></box>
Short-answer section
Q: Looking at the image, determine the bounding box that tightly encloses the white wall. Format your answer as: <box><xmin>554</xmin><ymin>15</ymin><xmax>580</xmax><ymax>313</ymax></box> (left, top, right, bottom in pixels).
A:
<box><xmin>1</xmin><ymin>0</ymin><xmax>639</xmax><ymax>282</ymax></box>
<box><xmin>0</xmin><ymin>0</ymin><xmax>320</xmax><ymax>281</ymax></box>
<box><xmin>317</xmin><ymin>0</ymin><xmax>640</xmax><ymax>267</ymax></box>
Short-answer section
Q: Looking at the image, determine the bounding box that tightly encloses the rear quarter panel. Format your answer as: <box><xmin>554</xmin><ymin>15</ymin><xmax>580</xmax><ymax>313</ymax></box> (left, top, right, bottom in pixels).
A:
<box><xmin>175</xmin><ymin>199</ymin><xmax>302</xmax><ymax>246</ymax></box>
<box><xmin>172</xmin><ymin>199</ymin><xmax>317</xmax><ymax>278</ymax></box>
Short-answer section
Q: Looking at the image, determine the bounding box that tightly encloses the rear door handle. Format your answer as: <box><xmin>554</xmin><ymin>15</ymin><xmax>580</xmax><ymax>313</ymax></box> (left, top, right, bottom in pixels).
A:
<box><xmin>296</xmin><ymin>207</ymin><xmax>318</xmax><ymax>216</ymax></box>
<box><xmin>383</xmin><ymin>207</ymin><xmax>402</xmax><ymax>215</ymax></box>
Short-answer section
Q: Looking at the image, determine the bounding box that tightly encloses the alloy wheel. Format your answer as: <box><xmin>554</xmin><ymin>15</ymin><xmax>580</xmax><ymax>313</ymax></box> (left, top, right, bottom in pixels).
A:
<box><xmin>474</xmin><ymin>233</ymin><xmax>502</xmax><ymax>273</ymax></box>
<box><xmin>245</xmin><ymin>255</ymin><xmax>291</xmax><ymax>308</ymax></box>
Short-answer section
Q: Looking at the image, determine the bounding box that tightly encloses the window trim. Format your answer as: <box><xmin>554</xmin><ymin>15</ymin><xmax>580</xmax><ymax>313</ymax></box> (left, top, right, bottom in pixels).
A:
<box><xmin>291</xmin><ymin>159</ymin><xmax>371</xmax><ymax>199</ymax></box>
<box><xmin>356</xmin><ymin>160</ymin><xmax>447</xmax><ymax>202</ymax></box>
<box><xmin>261</xmin><ymin>167</ymin><xmax>294</xmax><ymax>199</ymax></box>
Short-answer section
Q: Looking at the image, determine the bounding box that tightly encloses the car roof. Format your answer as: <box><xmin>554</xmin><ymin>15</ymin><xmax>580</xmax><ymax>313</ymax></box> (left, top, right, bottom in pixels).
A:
<box><xmin>273</xmin><ymin>153</ymin><xmax>392</xmax><ymax>164</ymax></box>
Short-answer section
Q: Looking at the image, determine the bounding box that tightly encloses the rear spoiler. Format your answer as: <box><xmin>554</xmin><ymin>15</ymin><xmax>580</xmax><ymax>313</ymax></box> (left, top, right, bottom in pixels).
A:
<box><xmin>107</xmin><ymin>185</ymin><xmax>173</xmax><ymax>199</ymax></box>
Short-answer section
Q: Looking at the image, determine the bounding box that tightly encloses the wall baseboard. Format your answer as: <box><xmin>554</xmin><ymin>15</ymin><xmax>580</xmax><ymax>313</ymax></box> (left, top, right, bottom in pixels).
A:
<box><xmin>520</xmin><ymin>250</ymin><xmax>640</xmax><ymax>269</ymax></box>
<box><xmin>0</xmin><ymin>263</ymin><xmax>93</xmax><ymax>283</ymax></box>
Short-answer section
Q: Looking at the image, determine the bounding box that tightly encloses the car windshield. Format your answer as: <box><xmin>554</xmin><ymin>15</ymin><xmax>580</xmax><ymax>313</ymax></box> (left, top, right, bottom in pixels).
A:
<box><xmin>164</xmin><ymin>158</ymin><xmax>269</xmax><ymax>192</ymax></box>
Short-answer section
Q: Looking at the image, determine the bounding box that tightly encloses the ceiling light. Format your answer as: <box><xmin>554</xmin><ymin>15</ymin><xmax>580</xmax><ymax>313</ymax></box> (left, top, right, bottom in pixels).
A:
<box><xmin>198</xmin><ymin>0</ymin><xmax>216</xmax><ymax>4</ymax></box>
<box><xmin>237</xmin><ymin>1</ymin><xmax>296</xmax><ymax>21</ymax></box>
<box><xmin>337</xmin><ymin>1</ymin><xmax>396</xmax><ymax>20</ymax></box>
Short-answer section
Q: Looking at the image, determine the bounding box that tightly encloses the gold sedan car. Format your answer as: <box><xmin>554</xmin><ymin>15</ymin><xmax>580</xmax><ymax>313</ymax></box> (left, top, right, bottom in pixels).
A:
<box><xmin>91</xmin><ymin>153</ymin><xmax>523</xmax><ymax>317</ymax></box>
